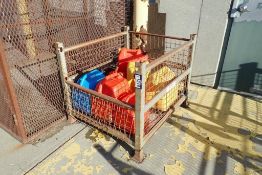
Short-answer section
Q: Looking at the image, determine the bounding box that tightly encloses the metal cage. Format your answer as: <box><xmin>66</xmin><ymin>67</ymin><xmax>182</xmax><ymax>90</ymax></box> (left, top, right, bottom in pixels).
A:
<box><xmin>56</xmin><ymin>29</ymin><xmax>197</xmax><ymax>162</ymax></box>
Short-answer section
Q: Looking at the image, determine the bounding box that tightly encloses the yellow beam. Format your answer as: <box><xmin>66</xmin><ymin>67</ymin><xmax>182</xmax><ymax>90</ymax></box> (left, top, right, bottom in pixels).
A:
<box><xmin>133</xmin><ymin>0</ymin><xmax>149</xmax><ymax>31</ymax></box>
<box><xmin>17</xmin><ymin>0</ymin><xmax>36</xmax><ymax>58</ymax></box>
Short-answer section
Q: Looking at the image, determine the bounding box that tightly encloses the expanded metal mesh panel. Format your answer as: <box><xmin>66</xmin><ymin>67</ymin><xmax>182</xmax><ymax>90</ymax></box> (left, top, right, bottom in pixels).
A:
<box><xmin>68</xmin><ymin>85</ymin><xmax>134</xmax><ymax>140</ymax></box>
<box><xmin>67</xmin><ymin>83</ymin><xmax>158</xmax><ymax>145</ymax></box>
<box><xmin>13</xmin><ymin>56</ymin><xmax>65</xmax><ymax>137</ymax></box>
<box><xmin>65</xmin><ymin>35</ymin><xmax>126</xmax><ymax>76</ymax></box>
<box><xmin>138</xmin><ymin>33</ymin><xmax>193</xmax><ymax>136</ymax></box>
<box><xmin>0</xmin><ymin>63</ymin><xmax>19</xmax><ymax>136</ymax></box>
<box><xmin>131</xmin><ymin>32</ymin><xmax>188</xmax><ymax>60</ymax></box>
<box><xmin>0</xmin><ymin>0</ymin><xmax>128</xmax><ymax>138</ymax></box>
<box><xmin>145</xmin><ymin>77</ymin><xmax>188</xmax><ymax>133</ymax></box>
<box><xmin>145</xmin><ymin>45</ymin><xmax>191</xmax><ymax>94</ymax></box>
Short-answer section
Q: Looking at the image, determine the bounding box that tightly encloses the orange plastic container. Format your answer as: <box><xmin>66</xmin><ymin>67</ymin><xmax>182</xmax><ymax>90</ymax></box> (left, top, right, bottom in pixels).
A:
<box><xmin>96</xmin><ymin>73</ymin><xmax>130</xmax><ymax>98</ymax></box>
<box><xmin>117</xmin><ymin>48</ymin><xmax>148</xmax><ymax>78</ymax></box>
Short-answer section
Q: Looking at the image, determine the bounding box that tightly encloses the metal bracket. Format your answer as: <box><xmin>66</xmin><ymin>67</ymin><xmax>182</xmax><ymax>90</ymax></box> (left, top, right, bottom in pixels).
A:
<box><xmin>231</xmin><ymin>0</ymin><xmax>249</xmax><ymax>18</ymax></box>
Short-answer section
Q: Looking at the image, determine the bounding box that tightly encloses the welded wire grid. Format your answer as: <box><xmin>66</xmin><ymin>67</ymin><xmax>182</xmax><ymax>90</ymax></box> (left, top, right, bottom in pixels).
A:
<box><xmin>0</xmin><ymin>0</ymin><xmax>128</xmax><ymax>139</ymax></box>
<box><xmin>65</xmin><ymin>35</ymin><xmax>126</xmax><ymax>76</ymax></box>
<box><xmin>14</xmin><ymin>56</ymin><xmax>65</xmax><ymax>137</ymax></box>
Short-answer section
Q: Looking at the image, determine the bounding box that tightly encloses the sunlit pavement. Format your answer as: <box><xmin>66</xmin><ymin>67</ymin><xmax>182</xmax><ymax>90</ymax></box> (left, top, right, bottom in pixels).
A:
<box><xmin>1</xmin><ymin>85</ymin><xmax>261</xmax><ymax>175</ymax></box>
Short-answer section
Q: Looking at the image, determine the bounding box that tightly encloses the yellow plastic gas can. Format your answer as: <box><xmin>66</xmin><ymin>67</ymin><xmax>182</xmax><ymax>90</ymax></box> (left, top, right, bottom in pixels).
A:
<box><xmin>145</xmin><ymin>66</ymin><xmax>179</xmax><ymax>111</ymax></box>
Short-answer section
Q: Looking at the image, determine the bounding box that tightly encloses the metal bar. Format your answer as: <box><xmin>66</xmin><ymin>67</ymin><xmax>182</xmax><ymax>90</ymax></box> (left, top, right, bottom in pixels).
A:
<box><xmin>182</xmin><ymin>34</ymin><xmax>197</xmax><ymax>107</ymax></box>
<box><xmin>144</xmin><ymin>68</ymin><xmax>191</xmax><ymax>112</ymax></box>
<box><xmin>18</xmin><ymin>56</ymin><xmax>55</xmax><ymax>69</ymax></box>
<box><xmin>146</xmin><ymin>41</ymin><xmax>194</xmax><ymax>72</ymax></box>
<box><xmin>64</xmin><ymin>32</ymin><xmax>127</xmax><ymax>52</ymax></box>
<box><xmin>133</xmin><ymin>62</ymin><xmax>147</xmax><ymax>162</ymax></box>
<box><xmin>73</xmin><ymin>111</ymin><xmax>135</xmax><ymax>148</ymax></box>
<box><xmin>188</xmin><ymin>34</ymin><xmax>197</xmax><ymax>85</ymax></box>
<box><xmin>143</xmin><ymin>110</ymin><xmax>172</xmax><ymax>146</ymax></box>
<box><xmin>25</xmin><ymin>117</ymin><xmax>66</xmax><ymax>142</ymax></box>
<box><xmin>68</xmin><ymin>59</ymin><xmax>113</xmax><ymax>79</ymax></box>
<box><xmin>66</xmin><ymin>81</ymin><xmax>134</xmax><ymax>110</ymax></box>
<box><xmin>0</xmin><ymin>40</ymin><xmax>27</xmax><ymax>142</ymax></box>
<box><xmin>142</xmin><ymin>95</ymin><xmax>186</xmax><ymax>147</ymax></box>
<box><xmin>55</xmin><ymin>42</ymin><xmax>74</xmax><ymax>122</ymax></box>
<box><xmin>129</xmin><ymin>31</ymin><xmax>191</xmax><ymax>41</ymax></box>
<box><xmin>163</xmin><ymin>62</ymin><xmax>187</xmax><ymax>70</ymax></box>
<box><xmin>124</xmin><ymin>26</ymin><xmax>130</xmax><ymax>49</ymax></box>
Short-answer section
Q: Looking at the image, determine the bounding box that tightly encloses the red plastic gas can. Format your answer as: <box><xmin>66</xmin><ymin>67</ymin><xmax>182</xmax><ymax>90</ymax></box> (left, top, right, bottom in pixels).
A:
<box><xmin>117</xmin><ymin>48</ymin><xmax>148</xmax><ymax>78</ymax></box>
<box><xmin>96</xmin><ymin>73</ymin><xmax>130</xmax><ymax>99</ymax></box>
<box><xmin>92</xmin><ymin>73</ymin><xmax>130</xmax><ymax>123</ymax></box>
<box><xmin>116</xmin><ymin>92</ymin><xmax>151</xmax><ymax>134</ymax></box>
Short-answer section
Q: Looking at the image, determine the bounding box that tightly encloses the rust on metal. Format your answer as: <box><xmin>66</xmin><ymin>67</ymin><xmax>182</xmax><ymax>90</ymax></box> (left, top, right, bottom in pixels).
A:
<box><xmin>146</xmin><ymin>41</ymin><xmax>194</xmax><ymax>72</ymax></box>
<box><xmin>129</xmin><ymin>31</ymin><xmax>191</xmax><ymax>41</ymax></box>
<box><xmin>72</xmin><ymin>110</ymin><xmax>135</xmax><ymax>148</ymax></box>
<box><xmin>0</xmin><ymin>0</ymin><xmax>128</xmax><ymax>141</ymax></box>
<box><xmin>0</xmin><ymin>40</ymin><xmax>27</xmax><ymax>141</ymax></box>
<box><xmin>64</xmin><ymin>32</ymin><xmax>127</xmax><ymax>52</ymax></box>
<box><xmin>144</xmin><ymin>68</ymin><xmax>191</xmax><ymax>111</ymax></box>
<box><xmin>66</xmin><ymin>80</ymin><xmax>134</xmax><ymax>110</ymax></box>
<box><xmin>142</xmin><ymin>95</ymin><xmax>186</xmax><ymax>147</ymax></box>
<box><xmin>61</xmin><ymin>31</ymin><xmax>195</xmax><ymax>161</ymax></box>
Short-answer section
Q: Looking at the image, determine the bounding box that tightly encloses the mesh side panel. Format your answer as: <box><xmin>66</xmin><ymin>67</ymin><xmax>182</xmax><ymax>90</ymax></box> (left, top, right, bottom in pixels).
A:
<box><xmin>133</xmin><ymin>33</ymin><xmax>193</xmax><ymax>135</ymax></box>
<box><xmin>146</xmin><ymin>45</ymin><xmax>191</xmax><ymax>94</ymax></box>
<box><xmin>0</xmin><ymin>62</ymin><xmax>19</xmax><ymax>136</ymax></box>
<box><xmin>0</xmin><ymin>0</ymin><xmax>128</xmax><ymax>138</ymax></box>
<box><xmin>65</xmin><ymin>35</ymin><xmax>126</xmax><ymax>76</ymax></box>
<box><xmin>12</xmin><ymin>55</ymin><xmax>65</xmax><ymax>137</ymax></box>
<box><xmin>131</xmin><ymin>33</ymin><xmax>188</xmax><ymax>60</ymax></box>
<box><xmin>68</xmin><ymin>84</ymin><xmax>135</xmax><ymax>144</ymax></box>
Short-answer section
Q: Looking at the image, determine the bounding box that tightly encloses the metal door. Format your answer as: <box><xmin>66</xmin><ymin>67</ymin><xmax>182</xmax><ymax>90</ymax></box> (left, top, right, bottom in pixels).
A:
<box><xmin>218</xmin><ymin>0</ymin><xmax>262</xmax><ymax>95</ymax></box>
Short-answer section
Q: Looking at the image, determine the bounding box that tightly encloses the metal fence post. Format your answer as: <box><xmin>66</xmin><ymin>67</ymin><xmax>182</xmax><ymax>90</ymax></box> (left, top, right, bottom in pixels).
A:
<box><xmin>182</xmin><ymin>34</ymin><xmax>197</xmax><ymax>107</ymax></box>
<box><xmin>124</xmin><ymin>26</ymin><xmax>130</xmax><ymax>49</ymax></box>
<box><xmin>55</xmin><ymin>42</ymin><xmax>75</xmax><ymax>123</ymax></box>
<box><xmin>189</xmin><ymin>34</ymin><xmax>197</xmax><ymax>81</ymax></box>
<box><xmin>134</xmin><ymin>61</ymin><xmax>146</xmax><ymax>162</ymax></box>
<box><xmin>0</xmin><ymin>40</ymin><xmax>27</xmax><ymax>142</ymax></box>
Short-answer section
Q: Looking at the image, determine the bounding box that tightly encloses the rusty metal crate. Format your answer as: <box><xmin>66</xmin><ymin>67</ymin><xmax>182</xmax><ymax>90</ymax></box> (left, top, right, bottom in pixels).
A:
<box><xmin>56</xmin><ymin>30</ymin><xmax>197</xmax><ymax>162</ymax></box>
<box><xmin>0</xmin><ymin>0</ymin><xmax>129</xmax><ymax>142</ymax></box>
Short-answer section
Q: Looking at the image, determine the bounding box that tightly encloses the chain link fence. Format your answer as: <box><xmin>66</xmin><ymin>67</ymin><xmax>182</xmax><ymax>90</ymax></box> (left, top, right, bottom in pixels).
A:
<box><xmin>0</xmin><ymin>0</ymin><xmax>129</xmax><ymax>142</ymax></box>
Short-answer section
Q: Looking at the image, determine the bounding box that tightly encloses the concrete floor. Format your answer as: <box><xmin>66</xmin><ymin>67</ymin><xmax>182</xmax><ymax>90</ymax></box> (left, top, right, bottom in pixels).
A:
<box><xmin>1</xmin><ymin>85</ymin><xmax>261</xmax><ymax>175</ymax></box>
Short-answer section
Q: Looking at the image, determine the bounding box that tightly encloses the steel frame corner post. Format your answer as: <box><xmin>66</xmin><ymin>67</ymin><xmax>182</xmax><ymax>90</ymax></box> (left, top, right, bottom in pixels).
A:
<box><xmin>134</xmin><ymin>61</ymin><xmax>146</xmax><ymax>162</ymax></box>
<box><xmin>0</xmin><ymin>40</ymin><xmax>27</xmax><ymax>142</ymax></box>
<box><xmin>55</xmin><ymin>42</ymin><xmax>75</xmax><ymax>123</ymax></box>
<box><xmin>124</xmin><ymin>26</ymin><xmax>130</xmax><ymax>49</ymax></box>
<box><xmin>182</xmin><ymin>34</ymin><xmax>197</xmax><ymax>108</ymax></box>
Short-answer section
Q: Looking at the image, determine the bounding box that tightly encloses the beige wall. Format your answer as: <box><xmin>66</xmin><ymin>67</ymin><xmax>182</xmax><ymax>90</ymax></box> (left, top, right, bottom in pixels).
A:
<box><xmin>159</xmin><ymin>0</ymin><xmax>232</xmax><ymax>87</ymax></box>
